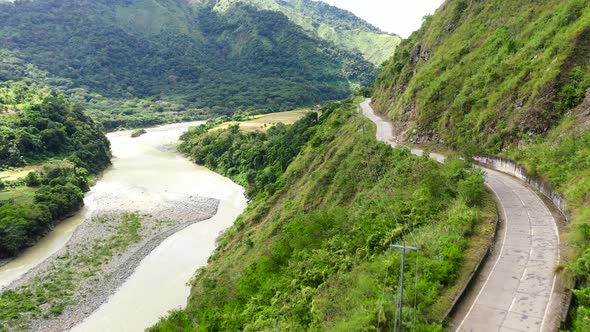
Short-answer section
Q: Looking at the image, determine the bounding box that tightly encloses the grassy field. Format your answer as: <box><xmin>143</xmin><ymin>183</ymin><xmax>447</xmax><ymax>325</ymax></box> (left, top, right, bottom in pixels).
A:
<box><xmin>0</xmin><ymin>186</ymin><xmax>38</xmax><ymax>204</ymax></box>
<box><xmin>0</xmin><ymin>165</ymin><xmax>42</xmax><ymax>204</ymax></box>
<box><xmin>214</xmin><ymin>109</ymin><xmax>310</xmax><ymax>132</ymax></box>
<box><xmin>0</xmin><ymin>166</ymin><xmax>41</xmax><ymax>181</ymax></box>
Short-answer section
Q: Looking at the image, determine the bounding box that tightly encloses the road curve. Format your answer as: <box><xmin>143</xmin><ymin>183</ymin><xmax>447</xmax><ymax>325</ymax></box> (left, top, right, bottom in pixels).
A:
<box><xmin>360</xmin><ymin>99</ymin><xmax>561</xmax><ymax>332</ymax></box>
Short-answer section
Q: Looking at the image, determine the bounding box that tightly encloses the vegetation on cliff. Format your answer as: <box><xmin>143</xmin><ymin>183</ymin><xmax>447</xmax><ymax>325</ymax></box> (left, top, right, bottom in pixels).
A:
<box><xmin>371</xmin><ymin>0</ymin><xmax>590</xmax><ymax>328</ymax></box>
<box><xmin>151</xmin><ymin>100</ymin><xmax>492</xmax><ymax>330</ymax></box>
<box><xmin>373</xmin><ymin>0</ymin><xmax>589</xmax><ymax>152</ymax></box>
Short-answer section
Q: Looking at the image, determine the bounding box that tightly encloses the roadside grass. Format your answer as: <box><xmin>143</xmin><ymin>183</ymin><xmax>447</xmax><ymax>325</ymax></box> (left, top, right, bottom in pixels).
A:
<box><xmin>504</xmin><ymin>131</ymin><xmax>590</xmax><ymax>329</ymax></box>
<box><xmin>429</xmin><ymin>191</ymin><xmax>497</xmax><ymax>322</ymax></box>
<box><xmin>0</xmin><ymin>213</ymin><xmax>143</xmax><ymax>331</ymax></box>
<box><xmin>213</xmin><ymin>109</ymin><xmax>310</xmax><ymax>132</ymax></box>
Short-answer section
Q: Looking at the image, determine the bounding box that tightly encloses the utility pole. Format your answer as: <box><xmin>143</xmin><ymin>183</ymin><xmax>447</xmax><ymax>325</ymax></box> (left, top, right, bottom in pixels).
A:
<box><xmin>391</xmin><ymin>241</ymin><xmax>418</xmax><ymax>332</ymax></box>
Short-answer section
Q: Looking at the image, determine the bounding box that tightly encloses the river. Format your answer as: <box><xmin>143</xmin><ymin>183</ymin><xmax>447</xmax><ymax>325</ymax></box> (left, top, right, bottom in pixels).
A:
<box><xmin>0</xmin><ymin>121</ymin><xmax>247</xmax><ymax>331</ymax></box>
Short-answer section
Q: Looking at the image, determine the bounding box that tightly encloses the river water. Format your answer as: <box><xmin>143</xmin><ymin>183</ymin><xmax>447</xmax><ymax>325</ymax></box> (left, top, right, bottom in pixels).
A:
<box><xmin>0</xmin><ymin>203</ymin><xmax>93</xmax><ymax>289</ymax></box>
<box><xmin>0</xmin><ymin>121</ymin><xmax>247</xmax><ymax>331</ymax></box>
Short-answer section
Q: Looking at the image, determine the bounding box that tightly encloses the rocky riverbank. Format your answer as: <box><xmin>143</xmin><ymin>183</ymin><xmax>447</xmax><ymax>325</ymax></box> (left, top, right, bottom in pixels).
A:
<box><xmin>1</xmin><ymin>191</ymin><xmax>219</xmax><ymax>332</ymax></box>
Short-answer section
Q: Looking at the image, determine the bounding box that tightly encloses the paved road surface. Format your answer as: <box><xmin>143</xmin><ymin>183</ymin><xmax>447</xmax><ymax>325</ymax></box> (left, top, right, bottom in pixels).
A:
<box><xmin>360</xmin><ymin>99</ymin><xmax>561</xmax><ymax>332</ymax></box>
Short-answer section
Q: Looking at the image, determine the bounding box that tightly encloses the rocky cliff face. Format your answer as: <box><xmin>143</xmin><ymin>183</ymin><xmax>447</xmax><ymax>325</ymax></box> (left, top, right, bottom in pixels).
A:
<box><xmin>372</xmin><ymin>0</ymin><xmax>590</xmax><ymax>153</ymax></box>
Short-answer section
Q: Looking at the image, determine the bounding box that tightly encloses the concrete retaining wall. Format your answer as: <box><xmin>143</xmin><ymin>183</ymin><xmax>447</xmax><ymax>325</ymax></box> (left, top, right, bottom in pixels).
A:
<box><xmin>474</xmin><ymin>156</ymin><xmax>570</xmax><ymax>222</ymax></box>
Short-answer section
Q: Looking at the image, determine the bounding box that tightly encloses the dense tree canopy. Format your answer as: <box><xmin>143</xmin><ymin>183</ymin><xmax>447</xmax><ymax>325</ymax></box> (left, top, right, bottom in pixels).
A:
<box><xmin>179</xmin><ymin>109</ymin><xmax>327</xmax><ymax>197</ymax></box>
<box><xmin>0</xmin><ymin>0</ymin><xmax>380</xmax><ymax>128</ymax></box>
<box><xmin>0</xmin><ymin>83</ymin><xmax>111</xmax><ymax>257</ymax></box>
<box><xmin>0</xmin><ymin>82</ymin><xmax>111</xmax><ymax>171</ymax></box>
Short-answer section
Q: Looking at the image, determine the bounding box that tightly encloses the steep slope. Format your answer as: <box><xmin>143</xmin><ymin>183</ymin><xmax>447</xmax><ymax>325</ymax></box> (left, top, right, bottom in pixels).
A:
<box><xmin>150</xmin><ymin>100</ymin><xmax>495</xmax><ymax>330</ymax></box>
<box><xmin>0</xmin><ymin>0</ymin><xmax>382</xmax><ymax>127</ymax></box>
<box><xmin>362</xmin><ymin>99</ymin><xmax>561</xmax><ymax>332</ymax></box>
<box><xmin>213</xmin><ymin>0</ymin><xmax>401</xmax><ymax>65</ymax></box>
<box><xmin>373</xmin><ymin>0</ymin><xmax>590</xmax><ymax>152</ymax></box>
<box><xmin>371</xmin><ymin>0</ymin><xmax>590</xmax><ymax>329</ymax></box>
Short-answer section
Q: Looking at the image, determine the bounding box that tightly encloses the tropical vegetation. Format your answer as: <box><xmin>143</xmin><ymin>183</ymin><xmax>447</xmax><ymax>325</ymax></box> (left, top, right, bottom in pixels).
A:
<box><xmin>0</xmin><ymin>82</ymin><xmax>111</xmax><ymax>257</ymax></box>
<box><xmin>179</xmin><ymin>110</ymin><xmax>322</xmax><ymax>197</ymax></box>
<box><xmin>373</xmin><ymin>0</ymin><xmax>589</xmax><ymax>152</ymax></box>
<box><xmin>0</xmin><ymin>0</ymin><xmax>398</xmax><ymax>129</ymax></box>
<box><xmin>151</xmin><ymin>100</ymin><xmax>492</xmax><ymax>330</ymax></box>
<box><xmin>370</xmin><ymin>0</ymin><xmax>590</xmax><ymax>328</ymax></box>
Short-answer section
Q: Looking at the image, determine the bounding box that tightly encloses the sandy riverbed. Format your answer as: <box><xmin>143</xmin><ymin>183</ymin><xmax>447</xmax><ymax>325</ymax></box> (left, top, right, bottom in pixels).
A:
<box><xmin>9</xmin><ymin>193</ymin><xmax>219</xmax><ymax>331</ymax></box>
<box><xmin>0</xmin><ymin>121</ymin><xmax>247</xmax><ymax>331</ymax></box>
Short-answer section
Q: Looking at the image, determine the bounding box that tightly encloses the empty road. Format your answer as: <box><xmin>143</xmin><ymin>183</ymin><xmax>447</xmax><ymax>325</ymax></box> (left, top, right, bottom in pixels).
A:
<box><xmin>360</xmin><ymin>99</ymin><xmax>561</xmax><ymax>332</ymax></box>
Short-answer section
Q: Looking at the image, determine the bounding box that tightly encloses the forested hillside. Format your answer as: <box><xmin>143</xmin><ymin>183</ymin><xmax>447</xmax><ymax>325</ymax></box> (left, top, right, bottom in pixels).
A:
<box><xmin>0</xmin><ymin>0</ymin><xmax>396</xmax><ymax>128</ymax></box>
<box><xmin>178</xmin><ymin>110</ymin><xmax>321</xmax><ymax>198</ymax></box>
<box><xmin>150</xmin><ymin>100</ymin><xmax>494</xmax><ymax>330</ymax></box>
<box><xmin>213</xmin><ymin>0</ymin><xmax>401</xmax><ymax>65</ymax></box>
<box><xmin>0</xmin><ymin>82</ymin><xmax>111</xmax><ymax>256</ymax></box>
<box><xmin>371</xmin><ymin>0</ymin><xmax>590</xmax><ymax>329</ymax></box>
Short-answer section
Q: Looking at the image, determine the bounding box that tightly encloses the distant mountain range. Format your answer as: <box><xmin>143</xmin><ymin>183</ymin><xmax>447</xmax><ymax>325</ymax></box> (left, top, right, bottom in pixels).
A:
<box><xmin>0</xmin><ymin>0</ymin><xmax>399</xmax><ymax>124</ymax></box>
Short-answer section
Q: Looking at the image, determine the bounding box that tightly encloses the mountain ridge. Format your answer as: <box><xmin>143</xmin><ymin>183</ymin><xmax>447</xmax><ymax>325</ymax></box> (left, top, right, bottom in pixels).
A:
<box><xmin>222</xmin><ymin>0</ymin><xmax>401</xmax><ymax>65</ymax></box>
<box><xmin>0</xmin><ymin>0</ymin><xmax>398</xmax><ymax>128</ymax></box>
<box><xmin>372</xmin><ymin>0</ymin><xmax>590</xmax><ymax>152</ymax></box>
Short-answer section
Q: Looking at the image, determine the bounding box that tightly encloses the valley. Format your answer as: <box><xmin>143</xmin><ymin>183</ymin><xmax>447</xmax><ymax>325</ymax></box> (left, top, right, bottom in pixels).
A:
<box><xmin>0</xmin><ymin>0</ymin><xmax>589</xmax><ymax>331</ymax></box>
<box><xmin>0</xmin><ymin>0</ymin><xmax>399</xmax><ymax>129</ymax></box>
<box><xmin>0</xmin><ymin>121</ymin><xmax>246</xmax><ymax>331</ymax></box>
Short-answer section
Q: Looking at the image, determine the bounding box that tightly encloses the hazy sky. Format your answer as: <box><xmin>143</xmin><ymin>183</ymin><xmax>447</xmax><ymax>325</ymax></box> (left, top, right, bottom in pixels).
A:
<box><xmin>317</xmin><ymin>0</ymin><xmax>445</xmax><ymax>38</ymax></box>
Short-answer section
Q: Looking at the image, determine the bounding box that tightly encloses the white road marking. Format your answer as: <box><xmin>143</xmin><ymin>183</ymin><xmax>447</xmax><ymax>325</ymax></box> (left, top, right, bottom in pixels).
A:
<box><xmin>360</xmin><ymin>99</ymin><xmax>560</xmax><ymax>332</ymax></box>
<box><xmin>456</xmin><ymin>184</ymin><xmax>509</xmax><ymax>331</ymax></box>
<box><xmin>540</xmin><ymin>274</ymin><xmax>558</xmax><ymax>332</ymax></box>
<box><xmin>508</xmin><ymin>297</ymin><xmax>516</xmax><ymax>312</ymax></box>
<box><xmin>520</xmin><ymin>268</ymin><xmax>527</xmax><ymax>281</ymax></box>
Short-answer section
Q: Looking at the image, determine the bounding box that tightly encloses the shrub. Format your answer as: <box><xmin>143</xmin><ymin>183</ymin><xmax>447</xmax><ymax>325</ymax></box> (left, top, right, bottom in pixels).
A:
<box><xmin>24</xmin><ymin>171</ymin><xmax>41</xmax><ymax>187</ymax></box>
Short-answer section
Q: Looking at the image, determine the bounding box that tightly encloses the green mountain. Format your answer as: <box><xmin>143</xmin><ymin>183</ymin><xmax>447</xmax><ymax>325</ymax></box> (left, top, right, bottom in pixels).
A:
<box><xmin>149</xmin><ymin>100</ymin><xmax>494</xmax><ymax>330</ymax></box>
<box><xmin>371</xmin><ymin>0</ymin><xmax>590</xmax><ymax>329</ymax></box>
<box><xmin>373</xmin><ymin>0</ymin><xmax>589</xmax><ymax>151</ymax></box>
<box><xmin>0</xmin><ymin>0</ymin><xmax>397</xmax><ymax>128</ymax></box>
<box><xmin>213</xmin><ymin>0</ymin><xmax>401</xmax><ymax>65</ymax></box>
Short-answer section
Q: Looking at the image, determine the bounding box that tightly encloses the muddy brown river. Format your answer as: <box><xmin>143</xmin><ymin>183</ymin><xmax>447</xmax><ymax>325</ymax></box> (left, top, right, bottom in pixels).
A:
<box><xmin>0</xmin><ymin>121</ymin><xmax>247</xmax><ymax>331</ymax></box>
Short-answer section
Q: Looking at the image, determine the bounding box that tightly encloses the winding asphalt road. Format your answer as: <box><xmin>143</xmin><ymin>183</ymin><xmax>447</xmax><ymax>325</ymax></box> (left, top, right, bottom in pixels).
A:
<box><xmin>360</xmin><ymin>99</ymin><xmax>561</xmax><ymax>332</ymax></box>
